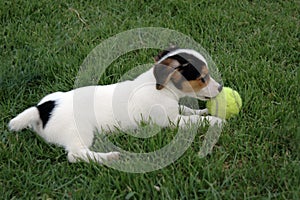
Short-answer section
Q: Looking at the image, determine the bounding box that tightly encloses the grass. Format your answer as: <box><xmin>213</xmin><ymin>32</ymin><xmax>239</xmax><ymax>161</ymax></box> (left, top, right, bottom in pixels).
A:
<box><xmin>0</xmin><ymin>0</ymin><xmax>299</xmax><ymax>199</ymax></box>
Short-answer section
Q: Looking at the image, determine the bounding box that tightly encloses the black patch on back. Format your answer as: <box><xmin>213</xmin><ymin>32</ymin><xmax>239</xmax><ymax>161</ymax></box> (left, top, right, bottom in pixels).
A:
<box><xmin>36</xmin><ymin>100</ymin><xmax>56</xmax><ymax>128</ymax></box>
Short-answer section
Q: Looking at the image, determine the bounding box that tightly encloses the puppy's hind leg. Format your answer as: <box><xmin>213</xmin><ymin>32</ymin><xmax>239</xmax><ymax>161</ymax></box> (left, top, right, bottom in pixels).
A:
<box><xmin>67</xmin><ymin>149</ymin><xmax>120</xmax><ymax>164</ymax></box>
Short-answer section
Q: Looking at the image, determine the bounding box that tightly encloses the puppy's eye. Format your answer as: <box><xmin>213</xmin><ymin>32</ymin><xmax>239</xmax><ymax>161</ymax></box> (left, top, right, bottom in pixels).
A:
<box><xmin>199</xmin><ymin>74</ymin><xmax>209</xmax><ymax>83</ymax></box>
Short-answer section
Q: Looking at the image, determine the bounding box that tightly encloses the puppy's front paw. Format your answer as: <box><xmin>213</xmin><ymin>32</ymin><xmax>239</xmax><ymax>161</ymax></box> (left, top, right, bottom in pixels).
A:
<box><xmin>67</xmin><ymin>152</ymin><xmax>79</xmax><ymax>163</ymax></box>
<box><xmin>106</xmin><ymin>151</ymin><xmax>120</xmax><ymax>161</ymax></box>
<box><xmin>195</xmin><ymin>108</ymin><xmax>209</xmax><ymax>115</ymax></box>
<box><xmin>207</xmin><ymin>116</ymin><xmax>225</xmax><ymax>127</ymax></box>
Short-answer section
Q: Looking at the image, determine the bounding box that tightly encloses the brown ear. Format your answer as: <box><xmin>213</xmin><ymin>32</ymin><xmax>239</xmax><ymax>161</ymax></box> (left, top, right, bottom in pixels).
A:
<box><xmin>154</xmin><ymin>45</ymin><xmax>179</xmax><ymax>62</ymax></box>
<box><xmin>153</xmin><ymin>63</ymin><xmax>176</xmax><ymax>90</ymax></box>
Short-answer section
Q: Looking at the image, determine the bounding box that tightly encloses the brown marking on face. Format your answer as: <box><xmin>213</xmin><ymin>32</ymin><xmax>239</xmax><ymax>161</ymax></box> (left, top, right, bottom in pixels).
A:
<box><xmin>171</xmin><ymin>65</ymin><xmax>211</xmax><ymax>93</ymax></box>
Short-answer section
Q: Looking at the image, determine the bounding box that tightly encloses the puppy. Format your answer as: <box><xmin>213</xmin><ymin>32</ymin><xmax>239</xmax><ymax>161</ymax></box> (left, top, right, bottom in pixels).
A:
<box><xmin>9</xmin><ymin>47</ymin><xmax>223</xmax><ymax>163</ymax></box>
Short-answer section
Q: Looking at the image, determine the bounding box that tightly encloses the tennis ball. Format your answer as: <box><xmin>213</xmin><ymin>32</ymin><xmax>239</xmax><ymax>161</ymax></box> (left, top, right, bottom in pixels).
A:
<box><xmin>206</xmin><ymin>87</ymin><xmax>242</xmax><ymax>119</ymax></box>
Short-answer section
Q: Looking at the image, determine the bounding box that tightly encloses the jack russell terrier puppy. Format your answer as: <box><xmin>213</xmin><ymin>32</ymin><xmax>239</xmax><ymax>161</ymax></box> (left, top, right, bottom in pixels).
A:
<box><xmin>9</xmin><ymin>47</ymin><xmax>223</xmax><ymax>164</ymax></box>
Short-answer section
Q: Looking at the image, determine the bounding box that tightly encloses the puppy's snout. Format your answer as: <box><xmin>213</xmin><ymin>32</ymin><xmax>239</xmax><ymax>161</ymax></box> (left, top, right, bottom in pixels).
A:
<box><xmin>218</xmin><ymin>84</ymin><xmax>223</xmax><ymax>92</ymax></box>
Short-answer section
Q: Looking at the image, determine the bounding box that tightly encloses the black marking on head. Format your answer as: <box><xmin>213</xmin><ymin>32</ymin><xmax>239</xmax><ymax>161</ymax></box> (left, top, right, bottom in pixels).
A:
<box><xmin>176</xmin><ymin>63</ymin><xmax>201</xmax><ymax>80</ymax></box>
<box><xmin>170</xmin><ymin>53</ymin><xmax>206</xmax><ymax>81</ymax></box>
<box><xmin>171</xmin><ymin>53</ymin><xmax>206</xmax><ymax>67</ymax></box>
<box><xmin>36</xmin><ymin>100</ymin><xmax>56</xmax><ymax>128</ymax></box>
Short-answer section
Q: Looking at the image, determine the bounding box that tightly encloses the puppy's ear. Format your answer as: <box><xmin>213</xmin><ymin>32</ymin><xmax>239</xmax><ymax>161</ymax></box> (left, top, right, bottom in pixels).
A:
<box><xmin>154</xmin><ymin>45</ymin><xmax>179</xmax><ymax>62</ymax></box>
<box><xmin>154</xmin><ymin>50</ymin><xmax>168</xmax><ymax>62</ymax></box>
<box><xmin>153</xmin><ymin>64</ymin><xmax>176</xmax><ymax>90</ymax></box>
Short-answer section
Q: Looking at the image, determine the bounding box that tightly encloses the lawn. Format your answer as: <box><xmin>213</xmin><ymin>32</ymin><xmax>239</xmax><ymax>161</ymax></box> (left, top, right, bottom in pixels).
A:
<box><xmin>0</xmin><ymin>0</ymin><xmax>299</xmax><ymax>199</ymax></box>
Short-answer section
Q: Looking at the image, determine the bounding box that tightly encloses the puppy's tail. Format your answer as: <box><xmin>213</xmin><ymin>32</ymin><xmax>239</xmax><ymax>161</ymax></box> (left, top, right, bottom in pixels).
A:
<box><xmin>9</xmin><ymin>107</ymin><xmax>40</xmax><ymax>131</ymax></box>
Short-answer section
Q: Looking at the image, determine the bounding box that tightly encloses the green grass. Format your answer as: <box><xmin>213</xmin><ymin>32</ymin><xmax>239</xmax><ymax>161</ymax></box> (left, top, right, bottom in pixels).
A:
<box><xmin>1</xmin><ymin>0</ymin><xmax>299</xmax><ymax>199</ymax></box>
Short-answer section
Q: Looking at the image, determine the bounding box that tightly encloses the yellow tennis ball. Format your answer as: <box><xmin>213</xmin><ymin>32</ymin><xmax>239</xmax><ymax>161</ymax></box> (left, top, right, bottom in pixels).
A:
<box><xmin>206</xmin><ymin>87</ymin><xmax>242</xmax><ymax>119</ymax></box>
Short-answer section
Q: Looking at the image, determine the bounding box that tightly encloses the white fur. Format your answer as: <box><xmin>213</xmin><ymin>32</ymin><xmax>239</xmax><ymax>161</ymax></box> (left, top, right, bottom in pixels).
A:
<box><xmin>157</xmin><ymin>48</ymin><xmax>208</xmax><ymax>66</ymax></box>
<box><xmin>9</xmin><ymin>49</ymin><xmax>223</xmax><ymax>164</ymax></box>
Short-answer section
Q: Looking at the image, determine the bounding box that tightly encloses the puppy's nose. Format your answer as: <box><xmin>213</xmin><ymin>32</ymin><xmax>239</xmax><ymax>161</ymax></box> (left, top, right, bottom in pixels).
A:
<box><xmin>218</xmin><ymin>85</ymin><xmax>223</xmax><ymax>92</ymax></box>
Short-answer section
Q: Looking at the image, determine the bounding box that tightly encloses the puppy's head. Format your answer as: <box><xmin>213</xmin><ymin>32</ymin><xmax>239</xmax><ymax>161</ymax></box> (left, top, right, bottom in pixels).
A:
<box><xmin>153</xmin><ymin>47</ymin><xmax>222</xmax><ymax>100</ymax></box>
